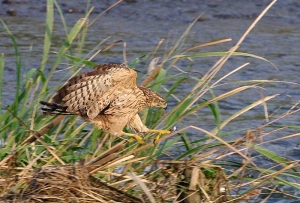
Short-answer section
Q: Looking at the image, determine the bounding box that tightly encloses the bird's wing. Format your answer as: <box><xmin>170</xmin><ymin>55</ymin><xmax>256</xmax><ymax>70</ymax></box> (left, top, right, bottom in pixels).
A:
<box><xmin>51</xmin><ymin>64</ymin><xmax>137</xmax><ymax>119</ymax></box>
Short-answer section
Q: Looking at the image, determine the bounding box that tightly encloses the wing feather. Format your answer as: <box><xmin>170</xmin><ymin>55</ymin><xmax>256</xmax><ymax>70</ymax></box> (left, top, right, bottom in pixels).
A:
<box><xmin>51</xmin><ymin>64</ymin><xmax>137</xmax><ymax>119</ymax></box>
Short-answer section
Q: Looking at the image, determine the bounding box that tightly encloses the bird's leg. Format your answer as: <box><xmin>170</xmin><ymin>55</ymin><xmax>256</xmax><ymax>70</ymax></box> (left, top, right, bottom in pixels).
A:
<box><xmin>123</xmin><ymin>132</ymin><xmax>144</xmax><ymax>144</ymax></box>
<box><xmin>148</xmin><ymin>129</ymin><xmax>171</xmax><ymax>143</ymax></box>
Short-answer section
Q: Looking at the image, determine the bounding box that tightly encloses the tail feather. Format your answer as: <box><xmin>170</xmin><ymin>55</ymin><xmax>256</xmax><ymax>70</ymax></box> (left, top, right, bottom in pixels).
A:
<box><xmin>40</xmin><ymin>101</ymin><xmax>74</xmax><ymax>116</ymax></box>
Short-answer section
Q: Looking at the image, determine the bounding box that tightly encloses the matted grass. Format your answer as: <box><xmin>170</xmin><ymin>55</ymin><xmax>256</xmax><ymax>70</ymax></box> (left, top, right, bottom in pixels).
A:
<box><xmin>0</xmin><ymin>0</ymin><xmax>299</xmax><ymax>202</ymax></box>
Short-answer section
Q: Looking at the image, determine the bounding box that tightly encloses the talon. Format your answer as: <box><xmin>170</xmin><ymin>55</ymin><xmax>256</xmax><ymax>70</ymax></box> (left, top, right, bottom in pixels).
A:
<box><xmin>124</xmin><ymin>132</ymin><xmax>144</xmax><ymax>144</ymax></box>
<box><xmin>154</xmin><ymin>133</ymin><xmax>162</xmax><ymax>144</ymax></box>
<box><xmin>134</xmin><ymin>135</ymin><xmax>145</xmax><ymax>144</ymax></box>
<box><xmin>128</xmin><ymin>138</ymin><xmax>134</xmax><ymax>143</ymax></box>
<box><xmin>148</xmin><ymin>129</ymin><xmax>171</xmax><ymax>143</ymax></box>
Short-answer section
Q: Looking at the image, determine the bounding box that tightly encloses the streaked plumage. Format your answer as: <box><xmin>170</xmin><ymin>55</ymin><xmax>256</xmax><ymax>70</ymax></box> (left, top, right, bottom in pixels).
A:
<box><xmin>40</xmin><ymin>64</ymin><xmax>169</xmax><ymax>143</ymax></box>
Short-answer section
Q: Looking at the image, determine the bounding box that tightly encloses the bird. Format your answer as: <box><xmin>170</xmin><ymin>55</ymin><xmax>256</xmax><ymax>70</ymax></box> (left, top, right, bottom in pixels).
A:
<box><xmin>40</xmin><ymin>63</ymin><xmax>170</xmax><ymax>144</ymax></box>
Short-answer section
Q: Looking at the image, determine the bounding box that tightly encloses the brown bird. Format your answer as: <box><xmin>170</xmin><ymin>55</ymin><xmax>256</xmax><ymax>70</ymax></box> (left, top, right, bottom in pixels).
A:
<box><xmin>40</xmin><ymin>64</ymin><xmax>170</xmax><ymax>143</ymax></box>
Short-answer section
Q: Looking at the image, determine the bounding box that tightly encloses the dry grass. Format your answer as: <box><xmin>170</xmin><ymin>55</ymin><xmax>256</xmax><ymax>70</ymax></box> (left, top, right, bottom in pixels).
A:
<box><xmin>0</xmin><ymin>151</ymin><xmax>232</xmax><ymax>203</ymax></box>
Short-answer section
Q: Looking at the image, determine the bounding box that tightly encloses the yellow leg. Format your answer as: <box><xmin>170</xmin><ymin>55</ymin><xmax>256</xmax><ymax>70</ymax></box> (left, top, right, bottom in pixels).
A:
<box><xmin>124</xmin><ymin>132</ymin><xmax>144</xmax><ymax>144</ymax></box>
<box><xmin>148</xmin><ymin>129</ymin><xmax>171</xmax><ymax>143</ymax></box>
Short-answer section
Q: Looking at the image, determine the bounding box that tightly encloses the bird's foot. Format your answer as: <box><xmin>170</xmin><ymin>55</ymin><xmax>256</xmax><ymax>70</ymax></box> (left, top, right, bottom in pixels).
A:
<box><xmin>124</xmin><ymin>132</ymin><xmax>144</xmax><ymax>144</ymax></box>
<box><xmin>148</xmin><ymin>129</ymin><xmax>171</xmax><ymax>143</ymax></box>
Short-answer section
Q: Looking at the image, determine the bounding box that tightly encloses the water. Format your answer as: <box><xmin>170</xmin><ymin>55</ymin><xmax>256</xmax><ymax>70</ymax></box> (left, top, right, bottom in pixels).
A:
<box><xmin>1</xmin><ymin>1</ymin><xmax>300</xmax><ymax>202</ymax></box>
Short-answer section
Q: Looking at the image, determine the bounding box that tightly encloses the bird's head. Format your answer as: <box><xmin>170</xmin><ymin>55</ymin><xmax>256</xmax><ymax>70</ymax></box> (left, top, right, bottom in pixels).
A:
<box><xmin>139</xmin><ymin>86</ymin><xmax>167</xmax><ymax>109</ymax></box>
<box><xmin>151</xmin><ymin>93</ymin><xmax>167</xmax><ymax>109</ymax></box>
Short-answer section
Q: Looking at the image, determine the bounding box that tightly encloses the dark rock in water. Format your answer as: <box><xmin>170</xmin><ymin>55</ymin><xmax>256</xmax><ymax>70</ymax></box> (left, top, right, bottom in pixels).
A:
<box><xmin>2</xmin><ymin>0</ymin><xmax>12</xmax><ymax>4</ymax></box>
<box><xmin>7</xmin><ymin>8</ymin><xmax>16</xmax><ymax>16</ymax></box>
<box><xmin>40</xmin><ymin>6</ymin><xmax>47</xmax><ymax>13</ymax></box>
<box><xmin>208</xmin><ymin>3</ymin><xmax>217</xmax><ymax>8</ymax></box>
<box><xmin>124</xmin><ymin>0</ymin><xmax>137</xmax><ymax>3</ymax></box>
<box><xmin>65</xmin><ymin>8</ymin><xmax>84</xmax><ymax>14</ymax></box>
<box><xmin>213</xmin><ymin>13</ymin><xmax>257</xmax><ymax>20</ymax></box>
<box><xmin>65</xmin><ymin>8</ymin><xmax>74</xmax><ymax>13</ymax></box>
<box><xmin>76</xmin><ymin>9</ymin><xmax>84</xmax><ymax>14</ymax></box>
<box><xmin>213</xmin><ymin>14</ymin><xmax>237</xmax><ymax>19</ymax></box>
